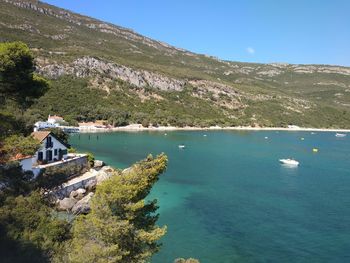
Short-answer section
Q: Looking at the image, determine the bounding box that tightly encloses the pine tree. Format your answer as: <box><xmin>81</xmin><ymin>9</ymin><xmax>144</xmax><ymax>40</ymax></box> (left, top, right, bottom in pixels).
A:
<box><xmin>68</xmin><ymin>154</ymin><xmax>168</xmax><ymax>263</ymax></box>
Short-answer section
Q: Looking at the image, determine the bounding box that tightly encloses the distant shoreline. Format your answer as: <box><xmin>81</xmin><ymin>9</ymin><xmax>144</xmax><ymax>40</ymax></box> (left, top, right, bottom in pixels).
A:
<box><xmin>76</xmin><ymin>124</ymin><xmax>350</xmax><ymax>133</ymax></box>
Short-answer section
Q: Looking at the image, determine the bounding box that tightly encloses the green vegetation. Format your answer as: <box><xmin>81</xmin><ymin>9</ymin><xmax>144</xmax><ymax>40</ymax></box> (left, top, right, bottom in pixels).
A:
<box><xmin>85</xmin><ymin>152</ymin><xmax>95</xmax><ymax>168</ymax></box>
<box><xmin>67</xmin><ymin>154</ymin><xmax>168</xmax><ymax>263</ymax></box>
<box><xmin>0</xmin><ymin>41</ymin><xmax>48</xmax><ymax>110</ymax></box>
<box><xmin>0</xmin><ymin>191</ymin><xmax>71</xmax><ymax>263</ymax></box>
<box><xmin>29</xmin><ymin>76</ymin><xmax>232</xmax><ymax>127</ymax></box>
<box><xmin>0</xmin><ymin>134</ymin><xmax>40</xmax><ymax>163</ymax></box>
<box><xmin>1</xmin><ymin>1</ymin><xmax>350</xmax><ymax>128</ymax></box>
<box><xmin>0</xmin><ymin>154</ymin><xmax>169</xmax><ymax>263</ymax></box>
<box><xmin>0</xmin><ymin>40</ymin><xmax>170</xmax><ymax>263</ymax></box>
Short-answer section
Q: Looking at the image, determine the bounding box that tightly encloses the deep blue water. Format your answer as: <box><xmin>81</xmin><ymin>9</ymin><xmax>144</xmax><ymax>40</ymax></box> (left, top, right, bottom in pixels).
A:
<box><xmin>70</xmin><ymin>131</ymin><xmax>350</xmax><ymax>263</ymax></box>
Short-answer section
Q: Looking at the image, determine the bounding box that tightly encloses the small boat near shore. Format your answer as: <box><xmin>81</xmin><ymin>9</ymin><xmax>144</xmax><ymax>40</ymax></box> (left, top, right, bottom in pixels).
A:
<box><xmin>279</xmin><ymin>158</ymin><xmax>299</xmax><ymax>166</ymax></box>
<box><xmin>178</xmin><ymin>145</ymin><xmax>186</xmax><ymax>149</ymax></box>
<box><xmin>335</xmin><ymin>133</ymin><xmax>346</xmax><ymax>137</ymax></box>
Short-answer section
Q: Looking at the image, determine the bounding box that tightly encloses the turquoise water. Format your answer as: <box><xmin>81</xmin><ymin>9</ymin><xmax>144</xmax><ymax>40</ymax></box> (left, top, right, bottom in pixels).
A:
<box><xmin>70</xmin><ymin>131</ymin><xmax>350</xmax><ymax>263</ymax></box>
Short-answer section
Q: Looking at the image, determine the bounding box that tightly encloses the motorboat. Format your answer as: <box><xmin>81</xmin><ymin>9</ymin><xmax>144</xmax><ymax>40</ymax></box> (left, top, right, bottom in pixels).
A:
<box><xmin>335</xmin><ymin>133</ymin><xmax>346</xmax><ymax>137</ymax></box>
<box><xmin>178</xmin><ymin>145</ymin><xmax>186</xmax><ymax>149</ymax></box>
<box><xmin>279</xmin><ymin>158</ymin><xmax>299</xmax><ymax>166</ymax></box>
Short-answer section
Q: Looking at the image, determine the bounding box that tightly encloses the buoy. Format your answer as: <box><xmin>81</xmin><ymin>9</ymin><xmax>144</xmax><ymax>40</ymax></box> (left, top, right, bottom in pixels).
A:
<box><xmin>312</xmin><ymin>148</ymin><xmax>318</xmax><ymax>153</ymax></box>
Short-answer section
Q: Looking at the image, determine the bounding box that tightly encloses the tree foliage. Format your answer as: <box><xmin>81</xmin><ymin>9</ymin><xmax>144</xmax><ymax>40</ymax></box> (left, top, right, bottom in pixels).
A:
<box><xmin>0</xmin><ymin>134</ymin><xmax>41</xmax><ymax>163</ymax></box>
<box><xmin>0</xmin><ymin>41</ymin><xmax>48</xmax><ymax>110</ymax></box>
<box><xmin>0</xmin><ymin>191</ymin><xmax>71</xmax><ymax>262</ymax></box>
<box><xmin>67</xmin><ymin>153</ymin><xmax>168</xmax><ymax>263</ymax></box>
<box><xmin>0</xmin><ymin>162</ymin><xmax>34</xmax><ymax>203</ymax></box>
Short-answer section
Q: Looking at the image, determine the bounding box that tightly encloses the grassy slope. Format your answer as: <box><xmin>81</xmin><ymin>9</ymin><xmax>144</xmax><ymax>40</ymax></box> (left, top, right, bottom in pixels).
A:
<box><xmin>1</xmin><ymin>0</ymin><xmax>350</xmax><ymax>128</ymax></box>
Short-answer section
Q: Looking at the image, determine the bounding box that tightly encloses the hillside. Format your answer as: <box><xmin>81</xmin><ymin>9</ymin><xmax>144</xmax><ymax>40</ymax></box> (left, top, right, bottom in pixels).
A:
<box><xmin>1</xmin><ymin>0</ymin><xmax>350</xmax><ymax>128</ymax></box>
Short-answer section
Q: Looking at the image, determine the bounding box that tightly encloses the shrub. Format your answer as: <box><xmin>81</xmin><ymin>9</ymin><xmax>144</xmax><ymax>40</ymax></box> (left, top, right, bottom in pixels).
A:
<box><xmin>85</xmin><ymin>152</ymin><xmax>95</xmax><ymax>167</ymax></box>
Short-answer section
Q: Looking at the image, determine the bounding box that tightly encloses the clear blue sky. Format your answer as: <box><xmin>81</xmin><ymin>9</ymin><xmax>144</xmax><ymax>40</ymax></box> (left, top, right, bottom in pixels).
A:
<box><xmin>44</xmin><ymin>0</ymin><xmax>350</xmax><ymax>66</ymax></box>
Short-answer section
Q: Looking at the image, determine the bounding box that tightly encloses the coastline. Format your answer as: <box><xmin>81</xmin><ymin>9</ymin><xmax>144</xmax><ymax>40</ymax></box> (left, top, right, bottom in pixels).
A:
<box><xmin>75</xmin><ymin>124</ymin><xmax>350</xmax><ymax>133</ymax></box>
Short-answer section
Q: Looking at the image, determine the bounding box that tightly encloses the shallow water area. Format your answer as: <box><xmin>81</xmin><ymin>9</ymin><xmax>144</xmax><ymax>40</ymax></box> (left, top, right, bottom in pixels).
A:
<box><xmin>70</xmin><ymin>130</ymin><xmax>350</xmax><ymax>263</ymax></box>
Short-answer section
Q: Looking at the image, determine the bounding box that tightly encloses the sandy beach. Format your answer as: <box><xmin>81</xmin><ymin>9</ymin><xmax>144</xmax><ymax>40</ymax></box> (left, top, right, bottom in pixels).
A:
<box><xmin>76</xmin><ymin>124</ymin><xmax>350</xmax><ymax>133</ymax></box>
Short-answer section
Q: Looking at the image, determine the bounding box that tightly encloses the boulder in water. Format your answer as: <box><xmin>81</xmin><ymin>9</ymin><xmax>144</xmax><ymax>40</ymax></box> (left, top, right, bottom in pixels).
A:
<box><xmin>94</xmin><ymin>160</ymin><xmax>105</xmax><ymax>168</ymax></box>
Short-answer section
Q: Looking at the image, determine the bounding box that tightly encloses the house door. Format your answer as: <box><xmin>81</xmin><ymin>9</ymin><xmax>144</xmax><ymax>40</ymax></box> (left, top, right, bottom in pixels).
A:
<box><xmin>38</xmin><ymin>152</ymin><xmax>43</xmax><ymax>161</ymax></box>
<box><xmin>58</xmin><ymin>149</ymin><xmax>63</xmax><ymax>160</ymax></box>
<box><xmin>46</xmin><ymin>150</ymin><xmax>52</xmax><ymax>162</ymax></box>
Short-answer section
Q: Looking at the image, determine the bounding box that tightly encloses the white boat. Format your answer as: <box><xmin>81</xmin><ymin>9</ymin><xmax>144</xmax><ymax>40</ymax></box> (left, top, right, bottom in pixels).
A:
<box><xmin>178</xmin><ymin>145</ymin><xmax>186</xmax><ymax>149</ymax></box>
<box><xmin>279</xmin><ymin>158</ymin><xmax>299</xmax><ymax>166</ymax></box>
<box><xmin>335</xmin><ymin>133</ymin><xmax>346</xmax><ymax>137</ymax></box>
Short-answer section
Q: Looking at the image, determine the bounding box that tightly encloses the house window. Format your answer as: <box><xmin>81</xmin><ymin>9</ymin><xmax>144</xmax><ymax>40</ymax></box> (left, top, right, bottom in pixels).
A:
<box><xmin>38</xmin><ymin>151</ymin><xmax>43</xmax><ymax>161</ymax></box>
<box><xmin>54</xmin><ymin>149</ymin><xmax>58</xmax><ymax>156</ymax></box>
<box><xmin>46</xmin><ymin>137</ymin><xmax>53</xmax><ymax>148</ymax></box>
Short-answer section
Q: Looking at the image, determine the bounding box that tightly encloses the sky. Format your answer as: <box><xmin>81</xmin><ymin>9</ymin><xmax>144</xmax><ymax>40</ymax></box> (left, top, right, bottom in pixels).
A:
<box><xmin>44</xmin><ymin>0</ymin><xmax>350</xmax><ymax>66</ymax></box>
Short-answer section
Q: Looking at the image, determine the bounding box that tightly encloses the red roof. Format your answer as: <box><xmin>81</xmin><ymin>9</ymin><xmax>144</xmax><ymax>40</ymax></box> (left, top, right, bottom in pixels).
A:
<box><xmin>9</xmin><ymin>153</ymin><xmax>32</xmax><ymax>161</ymax></box>
<box><xmin>31</xmin><ymin>131</ymin><xmax>51</xmax><ymax>142</ymax></box>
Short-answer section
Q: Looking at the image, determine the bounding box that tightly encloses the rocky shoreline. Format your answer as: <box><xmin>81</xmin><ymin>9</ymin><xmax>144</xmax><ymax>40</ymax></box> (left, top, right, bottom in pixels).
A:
<box><xmin>53</xmin><ymin>160</ymin><xmax>122</xmax><ymax>215</ymax></box>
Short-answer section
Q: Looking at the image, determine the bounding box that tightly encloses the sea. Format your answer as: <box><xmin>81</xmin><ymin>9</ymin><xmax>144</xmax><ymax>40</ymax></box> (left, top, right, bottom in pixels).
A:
<box><xmin>70</xmin><ymin>130</ymin><xmax>350</xmax><ymax>263</ymax></box>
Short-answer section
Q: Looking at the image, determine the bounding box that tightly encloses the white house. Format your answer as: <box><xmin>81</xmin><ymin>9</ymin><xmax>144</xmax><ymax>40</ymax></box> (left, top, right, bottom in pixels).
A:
<box><xmin>33</xmin><ymin>115</ymin><xmax>65</xmax><ymax>131</ymax></box>
<box><xmin>33</xmin><ymin>121</ymin><xmax>57</xmax><ymax>131</ymax></box>
<box><xmin>1</xmin><ymin>131</ymin><xmax>88</xmax><ymax>182</ymax></box>
<box><xmin>11</xmin><ymin>131</ymin><xmax>70</xmax><ymax>177</ymax></box>
<box><xmin>31</xmin><ymin>131</ymin><xmax>69</xmax><ymax>164</ymax></box>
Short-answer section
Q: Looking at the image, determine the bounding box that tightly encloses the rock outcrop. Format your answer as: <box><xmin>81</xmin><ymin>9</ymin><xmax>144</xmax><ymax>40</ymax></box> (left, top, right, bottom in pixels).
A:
<box><xmin>57</xmin><ymin>197</ymin><xmax>77</xmax><ymax>211</ymax></box>
<box><xmin>93</xmin><ymin>160</ymin><xmax>105</xmax><ymax>168</ymax></box>
<box><xmin>69</xmin><ymin>188</ymin><xmax>86</xmax><ymax>200</ymax></box>
<box><xmin>71</xmin><ymin>192</ymin><xmax>94</xmax><ymax>215</ymax></box>
<box><xmin>37</xmin><ymin>56</ymin><xmax>186</xmax><ymax>91</ymax></box>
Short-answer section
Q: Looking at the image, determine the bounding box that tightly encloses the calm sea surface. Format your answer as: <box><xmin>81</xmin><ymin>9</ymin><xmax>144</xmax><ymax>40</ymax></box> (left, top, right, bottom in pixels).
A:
<box><xmin>70</xmin><ymin>131</ymin><xmax>350</xmax><ymax>263</ymax></box>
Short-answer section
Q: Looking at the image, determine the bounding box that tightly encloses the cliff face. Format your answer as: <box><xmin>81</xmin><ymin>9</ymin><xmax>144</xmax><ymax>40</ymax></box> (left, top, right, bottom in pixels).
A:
<box><xmin>1</xmin><ymin>0</ymin><xmax>350</xmax><ymax>127</ymax></box>
<box><xmin>37</xmin><ymin>57</ymin><xmax>186</xmax><ymax>91</ymax></box>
